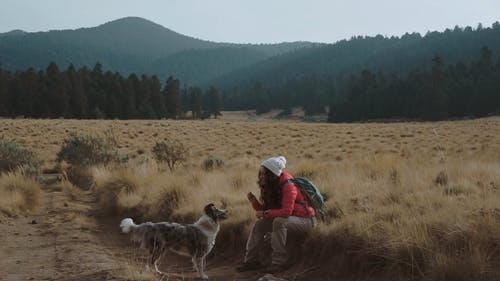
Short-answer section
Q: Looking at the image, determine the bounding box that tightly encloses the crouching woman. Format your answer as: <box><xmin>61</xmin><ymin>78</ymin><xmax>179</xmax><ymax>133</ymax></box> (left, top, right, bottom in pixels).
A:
<box><xmin>237</xmin><ymin>156</ymin><xmax>316</xmax><ymax>273</ymax></box>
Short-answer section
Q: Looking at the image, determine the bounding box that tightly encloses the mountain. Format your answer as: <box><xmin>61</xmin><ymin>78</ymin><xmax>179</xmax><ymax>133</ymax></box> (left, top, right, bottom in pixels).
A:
<box><xmin>2</xmin><ymin>17</ymin><xmax>499</xmax><ymax>92</ymax></box>
<box><xmin>0</xmin><ymin>29</ymin><xmax>27</xmax><ymax>37</ymax></box>
<box><xmin>0</xmin><ymin>17</ymin><xmax>313</xmax><ymax>84</ymax></box>
<box><xmin>210</xmin><ymin>24</ymin><xmax>500</xmax><ymax>90</ymax></box>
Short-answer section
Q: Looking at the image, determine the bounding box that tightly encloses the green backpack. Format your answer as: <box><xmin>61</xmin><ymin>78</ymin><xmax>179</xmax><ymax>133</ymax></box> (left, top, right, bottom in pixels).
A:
<box><xmin>283</xmin><ymin>177</ymin><xmax>327</xmax><ymax>221</ymax></box>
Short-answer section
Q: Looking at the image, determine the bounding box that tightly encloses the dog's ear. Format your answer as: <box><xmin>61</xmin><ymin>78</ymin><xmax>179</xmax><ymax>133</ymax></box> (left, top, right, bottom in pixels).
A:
<box><xmin>203</xmin><ymin>203</ymin><xmax>215</xmax><ymax>212</ymax></box>
<box><xmin>204</xmin><ymin>202</ymin><xmax>215</xmax><ymax>211</ymax></box>
<box><xmin>204</xmin><ymin>203</ymin><xmax>216</xmax><ymax>220</ymax></box>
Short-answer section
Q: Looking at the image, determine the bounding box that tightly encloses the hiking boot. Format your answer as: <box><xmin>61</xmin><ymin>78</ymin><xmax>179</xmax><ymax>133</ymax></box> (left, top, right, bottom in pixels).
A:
<box><xmin>263</xmin><ymin>263</ymin><xmax>291</xmax><ymax>274</ymax></box>
<box><xmin>236</xmin><ymin>262</ymin><xmax>263</xmax><ymax>272</ymax></box>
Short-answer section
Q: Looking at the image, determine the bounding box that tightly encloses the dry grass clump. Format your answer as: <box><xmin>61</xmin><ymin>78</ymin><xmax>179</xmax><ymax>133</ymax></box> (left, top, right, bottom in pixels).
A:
<box><xmin>202</xmin><ymin>155</ymin><xmax>225</xmax><ymax>171</ymax></box>
<box><xmin>59</xmin><ymin>179</ymin><xmax>83</xmax><ymax>201</ymax></box>
<box><xmin>63</xmin><ymin>165</ymin><xmax>95</xmax><ymax>190</ymax></box>
<box><xmin>121</xmin><ymin>261</ymin><xmax>158</xmax><ymax>281</ymax></box>
<box><xmin>0</xmin><ymin>171</ymin><xmax>42</xmax><ymax>216</ymax></box>
<box><xmin>93</xmin><ymin>167</ymin><xmax>145</xmax><ymax>215</ymax></box>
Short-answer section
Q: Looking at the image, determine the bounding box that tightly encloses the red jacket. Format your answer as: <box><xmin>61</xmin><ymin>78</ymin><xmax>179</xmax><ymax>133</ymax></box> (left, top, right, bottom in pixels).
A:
<box><xmin>251</xmin><ymin>171</ymin><xmax>316</xmax><ymax>218</ymax></box>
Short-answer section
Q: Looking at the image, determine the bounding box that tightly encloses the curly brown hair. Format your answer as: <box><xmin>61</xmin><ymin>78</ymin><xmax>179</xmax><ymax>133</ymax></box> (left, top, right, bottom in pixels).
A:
<box><xmin>258</xmin><ymin>167</ymin><xmax>281</xmax><ymax>210</ymax></box>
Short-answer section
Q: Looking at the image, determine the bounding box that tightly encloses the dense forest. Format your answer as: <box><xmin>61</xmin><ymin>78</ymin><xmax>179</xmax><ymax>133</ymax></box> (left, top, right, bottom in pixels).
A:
<box><xmin>1</xmin><ymin>45</ymin><xmax>498</xmax><ymax>121</ymax></box>
<box><xmin>213</xmin><ymin>23</ymin><xmax>500</xmax><ymax>89</ymax></box>
<box><xmin>223</xmin><ymin>46</ymin><xmax>500</xmax><ymax>121</ymax></box>
<box><xmin>1</xmin><ymin>19</ymin><xmax>499</xmax><ymax>121</ymax></box>
<box><xmin>328</xmin><ymin>46</ymin><xmax>500</xmax><ymax>121</ymax></box>
<box><xmin>0</xmin><ymin>62</ymin><xmax>222</xmax><ymax>119</ymax></box>
<box><xmin>219</xmin><ymin>23</ymin><xmax>500</xmax><ymax>121</ymax></box>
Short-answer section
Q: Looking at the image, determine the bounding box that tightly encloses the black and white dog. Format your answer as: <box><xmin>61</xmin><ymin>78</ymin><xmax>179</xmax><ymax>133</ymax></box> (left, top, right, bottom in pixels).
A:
<box><xmin>120</xmin><ymin>203</ymin><xmax>228</xmax><ymax>279</ymax></box>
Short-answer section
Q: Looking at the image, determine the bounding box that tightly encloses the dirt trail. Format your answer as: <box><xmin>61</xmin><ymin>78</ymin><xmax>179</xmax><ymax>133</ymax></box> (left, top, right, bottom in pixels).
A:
<box><xmin>0</xmin><ymin>175</ymin><xmax>294</xmax><ymax>281</ymax></box>
<box><xmin>0</xmin><ymin>174</ymin><xmax>126</xmax><ymax>281</ymax></box>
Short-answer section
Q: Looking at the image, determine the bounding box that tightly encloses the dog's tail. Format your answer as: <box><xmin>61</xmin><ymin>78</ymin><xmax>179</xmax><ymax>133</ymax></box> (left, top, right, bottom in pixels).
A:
<box><xmin>120</xmin><ymin>218</ymin><xmax>136</xmax><ymax>233</ymax></box>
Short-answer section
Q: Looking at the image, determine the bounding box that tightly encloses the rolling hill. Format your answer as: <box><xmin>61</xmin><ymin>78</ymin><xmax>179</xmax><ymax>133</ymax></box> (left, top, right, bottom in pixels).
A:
<box><xmin>0</xmin><ymin>17</ymin><xmax>313</xmax><ymax>84</ymax></box>
<box><xmin>209</xmin><ymin>24</ymin><xmax>500</xmax><ymax>89</ymax></box>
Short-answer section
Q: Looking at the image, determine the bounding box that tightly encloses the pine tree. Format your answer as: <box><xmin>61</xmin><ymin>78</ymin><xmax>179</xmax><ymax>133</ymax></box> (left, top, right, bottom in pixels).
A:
<box><xmin>180</xmin><ymin>84</ymin><xmax>190</xmax><ymax>118</ymax></box>
<box><xmin>206</xmin><ymin>86</ymin><xmax>222</xmax><ymax>119</ymax></box>
<box><xmin>137</xmin><ymin>75</ymin><xmax>156</xmax><ymax>118</ymax></box>
<box><xmin>422</xmin><ymin>56</ymin><xmax>448</xmax><ymax>120</ymax></box>
<box><xmin>0</xmin><ymin>69</ymin><xmax>11</xmax><ymax>116</ymax></box>
<box><xmin>66</xmin><ymin>64</ymin><xmax>87</xmax><ymax>118</ymax></box>
<box><xmin>164</xmin><ymin>76</ymin><xmax>180</xmax><ymax>119</ymax></box>
<box><xmin>45</xmin><ymin>62</ymin><xmax>69</xmax><ymax>117</ymax></box>
<box><xmin>87</xmin><ymin>62</ymin><xmax>107</xmax><ymax>118</ymax></box>
<box><xmin>189</xmin><ymin>87</ymin><xmax>202</xmax><ymax>119</ymax></box>
<box><xmin>254</xmin><ymin>82</ymin><xmax>271</xmax><ymax>114</ymax></box>
<box><xmin>150</xmin><ymin>75</ymin><xmax>165</xmax><ymax>118</ymax></box>
<box><xmin>15</xmin><ymin>68</ymin><xmax>39</xmax><ymax>116</ymax></box>
<box><xmin>470</xmin><ymin>46</ymin><xmax>497</xmax><ymax>116</ymax></box>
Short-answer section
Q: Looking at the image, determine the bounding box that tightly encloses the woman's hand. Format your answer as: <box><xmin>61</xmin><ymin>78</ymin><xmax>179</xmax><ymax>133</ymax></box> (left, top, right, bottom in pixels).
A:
<box><xmin>255</xmin><ymin>211</ymin><xmax>264</xmax><ymax>219</ymax></box>
<box><xmin>247</xmin><ymin>192</ymin><xmax>257</xmax><ymax>203</ymax></box>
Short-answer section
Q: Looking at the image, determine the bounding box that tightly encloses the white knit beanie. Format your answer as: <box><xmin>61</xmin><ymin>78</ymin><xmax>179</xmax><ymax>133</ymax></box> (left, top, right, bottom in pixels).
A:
<box><xmin>261</xmin><ymin>156</ymin><xmax>287</xmax><ymax>177</ymax></box>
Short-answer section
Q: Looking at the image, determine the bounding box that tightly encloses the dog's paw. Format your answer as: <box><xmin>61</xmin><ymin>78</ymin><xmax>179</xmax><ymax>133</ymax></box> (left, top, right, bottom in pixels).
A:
<box><xmin>200</xmin><ymin>273</ymin><xmax>209</xmax><ymax>280</ymax></box>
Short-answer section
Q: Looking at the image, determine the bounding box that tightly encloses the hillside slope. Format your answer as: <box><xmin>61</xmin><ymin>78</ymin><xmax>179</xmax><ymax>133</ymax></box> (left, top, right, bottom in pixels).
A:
<box><xmin>0</xmin><ymin>17</ymin><xmax>313</xmax><ymax>84</ymax></box>
<box><xmin>211</xmin><ymin>24</ymin><xmax>500</xmax><ymax>89</ymax></box>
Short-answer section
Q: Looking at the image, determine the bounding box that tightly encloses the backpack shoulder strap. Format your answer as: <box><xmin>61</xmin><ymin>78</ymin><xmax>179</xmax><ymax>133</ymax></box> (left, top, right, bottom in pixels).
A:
<box><xmin>280</xmin><ymin>178</ymin><xmax>314</xmax><ymax>222</ymax></box>
<box><xmin>280</xmin><ymin>179</ymin><xmax>294</xmax><ymax>189</ymax></box>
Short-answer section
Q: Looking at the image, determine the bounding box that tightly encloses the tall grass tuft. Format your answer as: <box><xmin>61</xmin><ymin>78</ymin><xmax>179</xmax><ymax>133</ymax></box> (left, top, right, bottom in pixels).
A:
<box><xmin>0</xmin><ymin>171</ymin><xmax>42</xmax><ymax>216</ymax></box>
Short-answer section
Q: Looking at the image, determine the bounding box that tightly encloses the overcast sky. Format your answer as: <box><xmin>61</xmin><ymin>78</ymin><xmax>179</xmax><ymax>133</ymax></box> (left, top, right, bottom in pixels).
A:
<box><xmin>1</xmin><ymin>0</ymin><xmax>499</xmax><ymax>44</ymax></box>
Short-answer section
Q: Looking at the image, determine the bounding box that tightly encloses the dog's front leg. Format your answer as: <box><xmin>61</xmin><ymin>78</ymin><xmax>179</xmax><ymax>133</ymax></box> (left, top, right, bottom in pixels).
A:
<box><xmin>191</xmin><ymin>256</ymin><xmax>198</xmax><ymax>272</ymax></box>
<box><xmin>191</xmin><ymin>256</ymin><xmax>196</xmax><ymax>269</ymax></box>
<box><xmin>154</xmin><ymin>258</ymin><xmax>164</xmax><ymax>275</ymax></box>
<box><xmin>201</xmin><ymin>256</ymin><xmax>207</xmax><ymax>279</ymax></box>
<box><xmin>192</xmin><ymin>256</ymin><xmax>208</xmax><ymax>280</ymax></box>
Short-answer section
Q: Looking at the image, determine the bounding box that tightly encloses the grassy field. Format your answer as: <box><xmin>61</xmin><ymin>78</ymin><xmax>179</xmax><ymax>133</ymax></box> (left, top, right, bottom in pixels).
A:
<box><xmin>0</xmin><ymin>116</ymin><xmax>499</xmax><ymax>280</ymax></box>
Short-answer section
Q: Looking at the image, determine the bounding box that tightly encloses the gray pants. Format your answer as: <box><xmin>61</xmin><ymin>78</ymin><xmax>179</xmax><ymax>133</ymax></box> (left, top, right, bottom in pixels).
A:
<box><xmin>244</xmin><ymin>216</ymin><xmax>315</xmax><ymax>265</ymax></box>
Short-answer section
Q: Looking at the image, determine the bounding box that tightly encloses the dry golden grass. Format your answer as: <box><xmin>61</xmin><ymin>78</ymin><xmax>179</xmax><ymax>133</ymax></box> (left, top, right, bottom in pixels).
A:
<box><xmin>0</xmin><ymin>171</ymin><xmax>42</xmax><ymax>216</ymax></box>
<box><xmin>59</xmin><ymin>179</ymin><xmax>84</xmax><ymax>201</ymax></box>
<box><xmin>0</xmin><ymin>116</ymin><xmax>499</xmax><ymax>280</ymax></box>
<box><xmin>121</xmin><ymin>261</ymin><xmax>158</xmax><ymax>281</ymax></box>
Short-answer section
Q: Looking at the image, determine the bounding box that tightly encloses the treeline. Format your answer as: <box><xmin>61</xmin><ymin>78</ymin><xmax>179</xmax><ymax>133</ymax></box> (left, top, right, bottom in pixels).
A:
<box><xmin>1</xmin><ymin>50</ymin><xmax>499</xmax><ymax>122</ymax></box>
<box><xmin>329</xmin><ymin>46</ymin><xmax>500</xmax><ymax>121</ymax></box>
<box><xmin>0</xmin><ymin>62</ymin><xmax>222</xmax><ymax>119</ymax></box>
<box><xmin>222</xmin><ymin>46</ymin><xmax>500</xmax><ymax>122</ymax></box>
<box><xmin>215</xmin><ymin>22</ymin><xmax>500</xmax><ymax>91</ymax></box>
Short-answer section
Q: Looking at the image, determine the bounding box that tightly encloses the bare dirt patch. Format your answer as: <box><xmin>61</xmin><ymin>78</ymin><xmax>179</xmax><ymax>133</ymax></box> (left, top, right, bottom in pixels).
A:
<box><xmin>0</xmin><ymin>175</ymin><xmax>125</xmax><ymax>281</ymax></box>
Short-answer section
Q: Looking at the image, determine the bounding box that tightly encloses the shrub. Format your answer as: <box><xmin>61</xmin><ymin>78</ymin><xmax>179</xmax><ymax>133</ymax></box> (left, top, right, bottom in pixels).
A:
<box><xmin>64</xmin><ymin>165</ymin><xmax>95</xmax><ymax>190</ymax></box>
<box><xmin>276</xmin><ymin>107</ymin><xmax>292</xmax><ymax>119</ymax></box>
<box><xmin>203</xmin><ymin>156</ymin><xmax>225</xmax><ymax>171</ymax></box>
<box><xmin>0</xmin><ymin>171</ymin><xmax>42</xmax><ymax>215</ymax></box>
<box><xmin>152</xmin><ymin>139</ymin><xmax>188</xmax><ymax>171</ymax></box>
<box><xmin>434</xmin><ymin>170</ymin><xmax>448</xmax><ymax>186</ymax></box>
<box><xmin>60</xmin><ymin>180</ymin><xmax>83</xmax><ymax>201</ymax></box>
<box><xmin>97</xmin><ymin>174</ymin><xmax>140</xmax><ymax>214</ymax></box>
<box><xmin>0</xmin><ymin>139</ymin><xmax>40</xmax><ymax>175</ymax></box>
<box><xmin>56</xmin><ymin>134</ymin><xmax>127</xmax><ymax>166</ymax></box>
